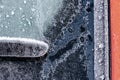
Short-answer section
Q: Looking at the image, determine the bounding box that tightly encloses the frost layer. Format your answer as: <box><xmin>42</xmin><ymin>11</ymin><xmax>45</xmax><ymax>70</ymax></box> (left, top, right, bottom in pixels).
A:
<box><xmin>0</xmin><ymin>0</ymin><xmax>63</xmax><ymax>40</ymax></box>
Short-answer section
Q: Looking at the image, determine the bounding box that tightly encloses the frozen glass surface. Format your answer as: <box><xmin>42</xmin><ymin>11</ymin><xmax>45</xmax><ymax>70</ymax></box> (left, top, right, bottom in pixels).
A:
<box><xmin>0</xmin><ymin>0</ymin><xmax>39</xmax><ymax>39</ymax></box>
<box><xmin>0</xmin><ymin>0</ymin><xmax>63</xmax><ymax>40</ymax></box>
<box><xmin>0</xmin><ymin>0</ymin><xmax>63</xmax><ymax>57</ymax></box>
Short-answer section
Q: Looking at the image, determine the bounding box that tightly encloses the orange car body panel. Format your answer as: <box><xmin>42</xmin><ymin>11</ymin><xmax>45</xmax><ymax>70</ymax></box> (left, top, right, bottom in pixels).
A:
<box><xmin>110</xmin><ymin>0</ymin><xmax>120</xmax><ymax>80</ymax></box>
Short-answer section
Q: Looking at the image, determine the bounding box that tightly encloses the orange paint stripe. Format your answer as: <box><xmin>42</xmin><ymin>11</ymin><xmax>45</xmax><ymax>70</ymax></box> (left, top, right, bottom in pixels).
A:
<box><xmin>110</xmin><ymin>0</ymin><xmax>120</xmax><ymax>80</ymax></box>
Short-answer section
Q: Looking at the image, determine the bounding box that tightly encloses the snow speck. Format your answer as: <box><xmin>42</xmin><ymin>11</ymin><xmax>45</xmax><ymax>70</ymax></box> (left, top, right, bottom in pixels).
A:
<box><xmin>19</xmin><ymin>7</ymin><xmax>23</xmax><ymax>10</ymax></box>
<box><xmin>6</xmin><ymin>15</ymin><xmax>10</xmax><ymax>18</ymax></box>
<box><xmin>5</xmin><ymin>26</ymin><xmax>8</xmax><ymax>28</ymax></box>
<box><xmin>0</xmin><ymin>5</ymin><xmax>4</xmax><ymax>9</ymax></box>
<box><xmin>26</xmin><ymin>19</ymin><xmax>31</xmax><ymax>25</ymax></box>
<box><xmin>98</xmin><ymin>58</ymin><xmax>102</xmax><ymax>63</ymax></box>
<box><xmin>31</xmin><ymin>8</ymin><xmax>36</xmax><ymax>12</ymax></box>
<box><xmin>30</xmin><ymin>17</ymin><xmax>33</xmax><ymax>19</ymax></box>
<box><xmin>22</xmin><ymin>15</ymin><xmax>25</xmax><ymax>18</ymax></box>
<box><xmin>100</xmin><ymin>75</ymin><xmax>104</xmax><ymax>80</ymax></box>
<box><xmin>99</xmin><ymin>44</ymin><xmax>104</xmax><ymax>48</ymax></box>
<box><xmin>22</xmin><ymin>29</ymin><xmax>25</xmax><ymax>32</ymax></box>
<box><xmin>98</xmin><ymin>16</ymin><xmax>102</xmax><ymax>20</ymax></box>
<box><xmin>24</xmin><ymin>0</ymin><xmax>27</xmax><ymax>4</ymax></box>
<box><xmin>11</xmin><ymin>11</ymin><xmax>15</xmax><ymax>15</ymax></box>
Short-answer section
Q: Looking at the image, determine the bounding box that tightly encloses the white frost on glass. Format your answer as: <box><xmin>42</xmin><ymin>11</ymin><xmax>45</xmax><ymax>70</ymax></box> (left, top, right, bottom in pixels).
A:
<box><xmin>35</xmin><ymin>0</ymin><xmax>63</xmax><ymax>37</ymax></box>
<box><xmin>0</xmin><ymin>0</ymin><xmax>63</xmax><ymax>57</ymax></box>
<box><xmin>0</xmin><ymin>0</ymin><xmax>63</xmax><ymax>40</ymax></box>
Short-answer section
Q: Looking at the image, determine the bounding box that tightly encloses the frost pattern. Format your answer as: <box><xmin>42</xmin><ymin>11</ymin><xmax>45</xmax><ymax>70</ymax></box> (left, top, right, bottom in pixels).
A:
<box><xmin>0</xmin><ymin>0</ymin><xmax>63</xmax><ymax>40</ymax></box>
